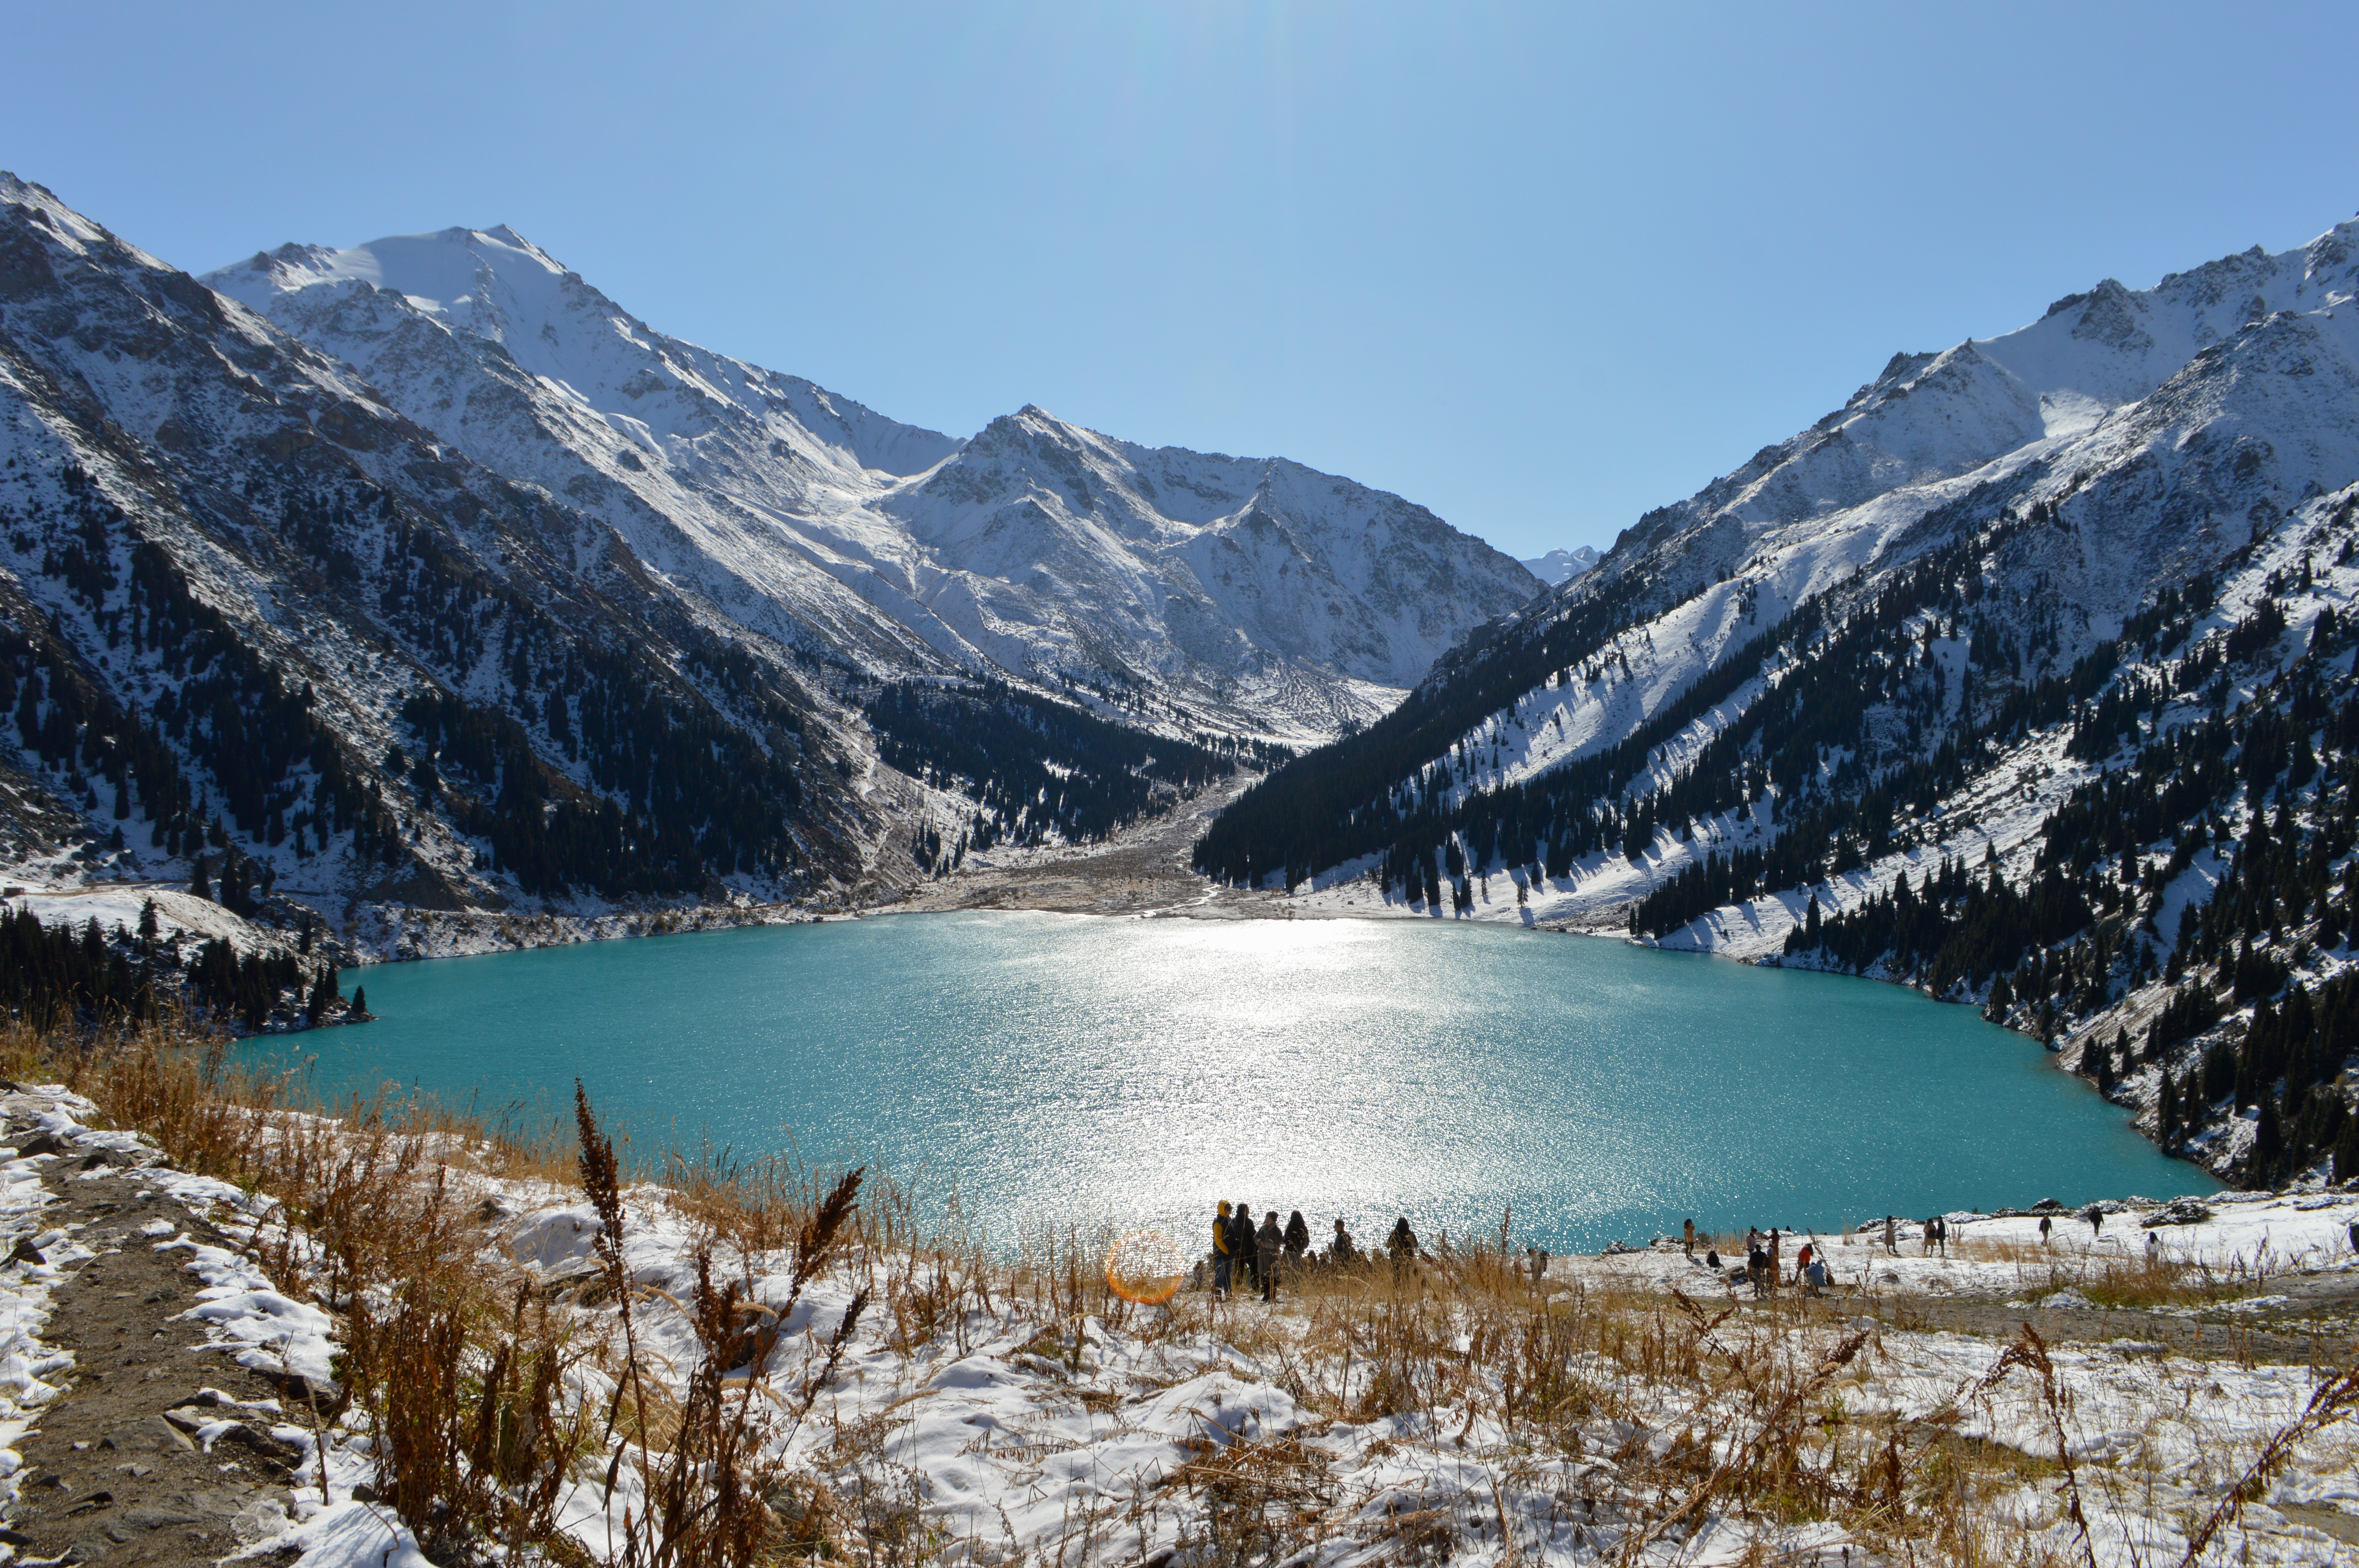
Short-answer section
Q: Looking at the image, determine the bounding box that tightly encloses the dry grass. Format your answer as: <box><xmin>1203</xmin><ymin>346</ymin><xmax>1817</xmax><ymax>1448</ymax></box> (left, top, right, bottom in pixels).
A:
<box><xmin>0</xmin><ymin>1017</ymin><xmax>863</xmax><ymax>1565</ymax></box>
<box><xmin>7</xmin><ymin>1016</ymin><xmax>2355</xmax><ymax>1567</ymax></box>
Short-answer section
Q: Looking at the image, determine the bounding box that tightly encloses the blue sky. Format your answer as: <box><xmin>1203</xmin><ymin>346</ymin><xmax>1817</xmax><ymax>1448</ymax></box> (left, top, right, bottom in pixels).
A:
<box><xmin>6</xmin><ymin>2</ymin><xmax>2354</xmax><ymax>559</ymax></box>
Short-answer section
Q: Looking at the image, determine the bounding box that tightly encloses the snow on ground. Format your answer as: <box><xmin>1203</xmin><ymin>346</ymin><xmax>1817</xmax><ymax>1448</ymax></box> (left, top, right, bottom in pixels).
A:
<box><xmin>0</xmin><ymin>1087</ymin><xmax>429</xmax><ymax>1561</ymax></box>
<box><xmin>463</xmin><ymin>1174</ymin><xmax>2359</xmax><ymax>1566</ymax></box>
<box><xmin>3</xmin><ymin>878</ymin><xmax>270</xmax><ymax>951</ymax></box>
<box><xmin>1543</xmin><ymin>1189</ymin><xmax>2359</xmax><ymax>1303</ymax></box>
<box><xmin>0</xmin><ymin>1122</ymin><xmax>74</xmax><ymax>1516</ymax></box>
<box><xmin>6</xmin><ymin>1080</ymin><xmax>2358</xmax><ymax>1564</ymax></box>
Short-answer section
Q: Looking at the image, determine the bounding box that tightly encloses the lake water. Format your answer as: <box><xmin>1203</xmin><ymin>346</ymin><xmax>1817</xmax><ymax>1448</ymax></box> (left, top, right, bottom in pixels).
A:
<box><xmin>287</xmin><ymin>912</ymin><xmax>2214</xmax><ymax>1254</ymax></box>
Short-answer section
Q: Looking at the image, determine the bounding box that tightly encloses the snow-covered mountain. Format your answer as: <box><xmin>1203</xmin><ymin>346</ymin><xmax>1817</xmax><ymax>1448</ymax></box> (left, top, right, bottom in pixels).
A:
<box><xmin>0</xmin><ymin>172</ymin><xmax>1539</xmax><ymax>960</ymax></box>
<box><xmin>0</xmin><ymin>172</ymin><xmax>903</xmax><ymax>931</ymax></box>
<box><xmin>1202</xmin><ymin>215</ymin><xmax>2359</xmax><ymax>1183</ymax></box>
<box><xmin>204</xmin><ymin>228</ymin><xmax>1538</xmax><ymax>740</ymax></box>
<box><xmin>1521</xmin><ymin>546</ymin><xmax>1599</xmax><ymax>585</ymax></box>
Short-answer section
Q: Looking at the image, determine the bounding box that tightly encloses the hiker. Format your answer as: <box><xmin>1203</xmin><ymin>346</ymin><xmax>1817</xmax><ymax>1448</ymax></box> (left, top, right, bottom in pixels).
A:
<box><xmin>1331</xmin><ymin>1218</ymin><xmax>1358</xmax><ymax>1264</ymax></box>
<box><xmin>2039</xmin><ymin>1214</ymin><xmax>2053</xmax><ymax>1245</ymax></box>
<box><xmin>1284</xmin><ymin>1210</ymin><xmax>1310</xmax><ymax>1260</ymax></box>
<box><xmin>1212</xmin><ymin>1200</ymin><xmax>1234</xmax><ymax>1296</ymax></box>
<box><xmin>1746</xmin><ymin>1235</ymin><xmax>1768</xmax><ymax>1299</ymax></box>
<box><xmin>1387</xmin><ymin>1216</ymin><xmax>1418</xmax><ymax>1281</ymax></box>
<box><xmin>1921</xmin><ymin>1216</ymin><xmax>1936</xmax><ymax>1254</ymax></box>
<box><xmin>1796</xmin><ymin>1240</ymin><xmax>1814</xmax><ymax>1276</ymax></box>
<box><xmin>1704</xmin><ymin>1246</ymin><xmax>1721</xmax><ymax>1270</ymax></box>
<box><xmin>1683</xmin><ymin>1218</ymin><xmax>1696</xmax><ymax>1256</ymax></box>
<box><xmin>2145</xmin><ymin>1230</ymin><xmax>2162</xmax><ymax>1265</ymax></box>
<box><xmin>1231</xmin><ymin>1201</ymin><xmax>1261</xmax><ymax>1294</ymax></box>
<box><xmin>1933</xmin><ymin>1215</ymin><xmax>1948</xmax><ymax>1257</ymax></box>
<box><xmin>1257</xmin><ymin>1209</ymin><xmax>1284</xmax><ymax>1302</ymax></box>
<box><xmin>1534</xmin><ymin>1246</ymin><xmax>1550</xmax><ymax>1281</ymax></box>
<box><xmin>1883</xmin><ymin>1215</ymin><xmax>1897</xmax><ymax>1255</ymax></box>
<box><xmin>2086</xmin><ymin>1205</ymin><xmax>2105</xmax><ymax>1240</ymax></box>
<box><xmin>1768</xmin><ymin>1229</ymin><xmax>1783</xmax><ymax>1298</ymax></box>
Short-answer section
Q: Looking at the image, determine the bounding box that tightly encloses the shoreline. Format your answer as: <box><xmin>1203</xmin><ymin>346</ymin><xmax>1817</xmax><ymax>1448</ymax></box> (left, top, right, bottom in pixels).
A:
<box><xmin>13</xmin><ymin>780</ymin><xmax>2286</xmax><ymax>1199</ymax></box>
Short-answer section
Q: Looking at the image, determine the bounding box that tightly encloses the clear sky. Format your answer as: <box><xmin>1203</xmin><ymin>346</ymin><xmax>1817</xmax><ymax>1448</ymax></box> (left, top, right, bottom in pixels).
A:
<box><xmin>5</xmin><ymin>2</ymin><xmax>2354</xmax><ymax>560</ymax></box>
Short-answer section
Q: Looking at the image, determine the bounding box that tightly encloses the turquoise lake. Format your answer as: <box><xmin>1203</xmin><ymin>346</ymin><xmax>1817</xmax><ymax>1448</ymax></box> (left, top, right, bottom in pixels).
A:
<box><xmin>289</xmin><ymin>911</ymin><xmax>2215</xmax><ymax>1254</ymax></box>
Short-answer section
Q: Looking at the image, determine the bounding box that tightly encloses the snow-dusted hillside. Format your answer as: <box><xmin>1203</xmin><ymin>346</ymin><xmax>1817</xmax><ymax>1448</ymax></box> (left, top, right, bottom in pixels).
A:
<box><xmin>0</xmin><ymin>172</ymin><xmax>906</xmax><ymax>944</ymax></box>
<box><xmin>1203</xmin><ymin>215</ymin><xmax>2359</xmax><ymax>1184</ymax></box>
<box><xmin>205</xmin><ymin>228</ymin><xmax>1538</xmax><ymax>741</ymax></box>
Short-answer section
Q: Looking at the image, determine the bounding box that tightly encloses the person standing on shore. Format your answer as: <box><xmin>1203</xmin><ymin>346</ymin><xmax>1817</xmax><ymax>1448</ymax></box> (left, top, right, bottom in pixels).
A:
<box><xmin>2039</xmin><ymin>1214</ymin><xmax>2053</xmax><ymax>1245</ymax></box>
<box><xmin>1284</xmin><ymin>1210</ymin><xmax>1310</xmax><ymax>1261</ymax></box>
<box><xmin>1883</xmin><ymin>1215</ymin><xmax>1897</xmax><ymax>1255</ymax></box>
<box><xmin>1683</xmin><ymin>1219</ymin><xmax>1696</xmax><ymax>1256</ymax></box>
<box><xmin>2086</xmin><ymin>1205</ymin><xmax>2105</xmax><ymax>1241</ymax></box>
<box><xmin>1257</xmin><ymin>1209</ymin><xmax>1284</xmax><ymax>1303</ymax></box>
<box><xmin>1212</xmin><ymin>1200</ymin><xmax>1233</xmax><ymax>1296</ymax></box>
<box><xmin>1768</xmin><ymin>1229</ymin><xmax>1783</xmax><ymax>1297</ymax></box>
<box><xmin>1934</xmin><ymin>1216</ymin><xmax>1948</xmax><ymax>1257</ymax></box>
<box><xmin>1331</xmin><ymin>1219</ymin><xmax>1358</xmax><ymax>1264</ymax></box>
<box><xmin>1388</xmin><ymin>1217</ymin><xmax>1418</xmax><ymax>1282</ymax></box>
<box><xmin>1231</xmin><ymin>1202</ymin><xmax>1259</xmax><ymax>1294</ymax></box>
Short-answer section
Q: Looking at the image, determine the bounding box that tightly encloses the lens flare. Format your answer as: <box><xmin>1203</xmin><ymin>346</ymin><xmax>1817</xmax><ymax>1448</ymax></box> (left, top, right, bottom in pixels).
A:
<box><xmin>1103</xmin><ymin>1229</ymin><xmax>1188</xmax><ymax>1305</ymax></box>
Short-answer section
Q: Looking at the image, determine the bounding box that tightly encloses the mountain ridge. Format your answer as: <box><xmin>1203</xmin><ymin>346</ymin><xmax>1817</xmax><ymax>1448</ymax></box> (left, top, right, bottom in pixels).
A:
<box><xmin>204</xmin><ymin>225</ymin><xmax>1540</xmax><ymax>743</ymax></box>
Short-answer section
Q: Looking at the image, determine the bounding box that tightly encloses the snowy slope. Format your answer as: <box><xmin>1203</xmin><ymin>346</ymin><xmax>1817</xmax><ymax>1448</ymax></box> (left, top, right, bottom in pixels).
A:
<box><xmin>205</xmin><ymin>229</ymin><xmax>1539</xmax><ymax>741</ymax></box>
<box><xmin>1222</xmin><ymin>216</ymin><xmax>2359</xmax><ymax>893</ymax></box>
<box><xmin>1394</xmin><ymin>216</ymin><xmax>2359</xmax><ymax>817</ymax></box>
<box><xmin>0</xmin><ymin>172</ymin><xmax>900</xmax><ymax>931</ymax></box>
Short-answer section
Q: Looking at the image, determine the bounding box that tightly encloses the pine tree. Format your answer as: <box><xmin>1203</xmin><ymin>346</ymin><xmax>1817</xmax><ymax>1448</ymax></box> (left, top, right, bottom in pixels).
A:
<box><xmin>1983</xmin><ymin>972</ymin><xmax>2013</xmax><ymax>1021</ymax></box>
<box><xmin>190</xmin><ymin>855</ymin><xmax>211</xmax><ymax>902</ymax></box>
<box><xmin>349</xmin><ymin>985</ymin><xmax>368</xmax><ymax>1019</ymax></box>
<box><xmin>305</xmin><ymin>967</ymin><xmax>340</xmax><ymax>1025</ymax></box>
<box><xmin>137</xmin><ymin>898</ymin><xmax>159</xmax><ymax>944</ymax></box>
<box><xmin>2252</xmin><ymin>1093</ymin><xmax>2284</xmax><ymax>1183</ymax></box>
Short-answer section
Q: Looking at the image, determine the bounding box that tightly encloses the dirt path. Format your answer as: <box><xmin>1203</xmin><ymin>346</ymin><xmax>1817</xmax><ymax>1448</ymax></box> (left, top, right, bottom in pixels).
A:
<box><xmin>1701</xmin><ymin>1275</ymin><xmax>2359</xmax><ymax>1367</ymax></box>
<box><xmin>0</xmin><ymin>1095</ymin><xmax>313</xmax><ymax>1565</ymax></box>
<box><xmin>887</xmin><ymin>776</ymin><xmax>1292</xmax><ymax>920</ymax></box>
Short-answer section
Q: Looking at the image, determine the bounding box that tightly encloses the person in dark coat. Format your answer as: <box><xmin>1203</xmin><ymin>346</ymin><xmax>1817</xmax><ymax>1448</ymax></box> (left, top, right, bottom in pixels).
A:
<box><xmin>1232</xmin><ymin>1202</ymin><xmax>1261</xmax><ymax>1292</ymax></box>
<box><xmin>1284</xmin><ymin>1210</ymin><xmax>1310</xmax><ymax>1259</ymax></box>
<box><xmin>1256</xmin><ymin>1210</ymin><xmax>1284</xmax><ymax>1301</ymax></box>
<box><xmin>1331</xmin><ymin>1219</ymin><xmax>1358</xmax><ymax>1264</ymax></box>
<box><xmin>1211</xmin><ymin>1200</ymin><xmax>1233</xmax><ymax>1296</ymax></box>
<box><xmin>1387</xmin><ymin>1216</ymin><xmax>1417</xmax><ymax>1281</ymax></box>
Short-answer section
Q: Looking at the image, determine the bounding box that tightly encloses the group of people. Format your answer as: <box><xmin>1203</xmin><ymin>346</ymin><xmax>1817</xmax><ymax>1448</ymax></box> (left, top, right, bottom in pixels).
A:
<box><xmin>1207</xmin><ymin>1202</ymin><xmax>1420</xmax><ymax>1301</ymax></box>
<box><xmin>1723</xmin><ymin>1226</ymin><xmax>1834</xmax><ymax>1299</ymax></box>
<box><xmin>1878</xmin><ymin>1214</ymin><xmax>1948</xmax><ymax>1256</ymax></box>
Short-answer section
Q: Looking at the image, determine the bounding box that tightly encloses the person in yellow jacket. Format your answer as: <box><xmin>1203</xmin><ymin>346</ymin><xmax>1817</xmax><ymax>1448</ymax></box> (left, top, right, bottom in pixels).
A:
<box><xmin>1211</xmin><ymin>1200</ymin><xmax>1233</xmax><ymax>1296</ymax></box>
